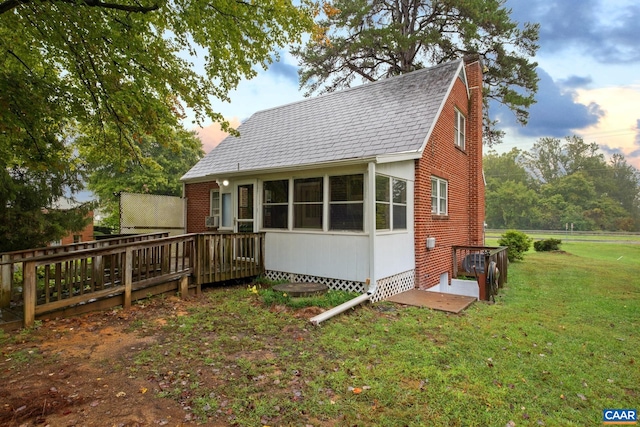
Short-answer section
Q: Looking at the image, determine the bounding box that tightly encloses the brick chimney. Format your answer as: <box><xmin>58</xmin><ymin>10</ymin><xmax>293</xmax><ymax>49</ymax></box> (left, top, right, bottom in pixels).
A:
<box><xmin>463</xmin><ymin>53</ymin><xmax>485</xmax><ymax>245</ymax></box>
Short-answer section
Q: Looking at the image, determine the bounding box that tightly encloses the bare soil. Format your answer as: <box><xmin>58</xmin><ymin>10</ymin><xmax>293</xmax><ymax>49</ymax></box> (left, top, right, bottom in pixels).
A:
<box><xmin>0</xmin><ymin>294</ymin><xmax>230</xmax><ymax>427</ymax></box>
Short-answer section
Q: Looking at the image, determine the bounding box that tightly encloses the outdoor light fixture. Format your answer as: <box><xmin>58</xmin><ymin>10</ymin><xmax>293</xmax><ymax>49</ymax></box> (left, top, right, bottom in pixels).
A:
<box><xmin>216</xmin><ymin>179</ymin><xmax>230</xmax><ymax>187</ymax></box>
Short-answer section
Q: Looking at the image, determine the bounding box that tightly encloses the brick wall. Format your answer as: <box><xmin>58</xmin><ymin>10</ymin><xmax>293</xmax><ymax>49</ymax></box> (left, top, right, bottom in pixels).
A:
<box><xmin>185</xmin><ymin>181</ymin><xmax>219</xmax><ymax>233</ymax></box>
<box><xmin>413</xmin><ymin>57</ymin><xmax>485</xmax><ymax>289</ymax></box>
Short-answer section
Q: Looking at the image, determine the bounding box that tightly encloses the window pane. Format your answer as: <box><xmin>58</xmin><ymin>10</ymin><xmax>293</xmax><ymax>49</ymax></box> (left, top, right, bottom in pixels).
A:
<box><xmin>376</xmin><ymin>203</ymin><xmax>390</xmax><ymax>229</ymax></box>
<box><xmin>294</xmin><ymin>204</ymin><xmax>323</xmax><ymax>229</ymax></box>
<box><xmin>221</xmin><ymin>193</ymin><xmax>232</xmax><ymax>227</ymax></box>
<box><xmin>393</xmin><ymin>205</ymin><xmax>407</xmax><ymax>229</ymax></box>
<box><xmin>263</xmin><ymin>205</ymin><xmax>288</xmax><ymax>229</ymax></box>
<box><xmin>264</xmin><ymin>180</ymin><xmax>288</xmax><ymax>203</ymax></box>
<box><xmin>392</xmin><ymin>179</ymin><xmax>406</xmax><ymax>204</ymax></box>
<box><xmin>376</xmin><ymin>175</ymin><xmax>390</xmax><ymax>202</ymax></box>
<box><xmin>330</xmin><ymin>203</ymin><xmax>363</xmax><ymax>231</ymax></box>
<box><xmin>431</xmin><ymin>196</ymin><xmax>437</xmax><ymax>213</ymax></box>
<box><xmin>294</xmin><ymin>178</ymin><xmax>323</xmax><ymax>202</ymax></box>
<box><xmin>330</xmin><ymin>174</ymin><xmax>363</xmax><ymax>201</ymax></box>
<box><xmin>237</xmin><ymin>185</ymin><xmax>253</xmax><ymax>220</ymax></box>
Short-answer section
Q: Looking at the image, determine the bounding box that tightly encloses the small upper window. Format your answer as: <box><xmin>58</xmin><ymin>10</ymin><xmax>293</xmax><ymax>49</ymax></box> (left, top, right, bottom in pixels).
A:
<box><xmin>431</xmin><ymin>176</ymin><xmax>448</xmax><ymax>215</ymax></box>
<box><xmin>454</xmin><ymin>108</ymin><xmax>465</xmax><ymax>150</ymax></box>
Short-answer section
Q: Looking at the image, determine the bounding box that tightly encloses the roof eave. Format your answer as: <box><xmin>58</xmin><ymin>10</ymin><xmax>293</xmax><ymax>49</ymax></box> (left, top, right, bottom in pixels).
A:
<box><xmin>181</xmin><ymin>156</ymin><xmax>384</xmax><ymax>183</ymax></box>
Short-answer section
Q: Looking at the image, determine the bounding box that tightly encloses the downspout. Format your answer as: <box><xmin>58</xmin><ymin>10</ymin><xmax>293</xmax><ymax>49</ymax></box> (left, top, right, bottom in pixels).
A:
<box><xmin>310</xmin><ymin>162</ymin><xmax>378</xmax><ymax>325</ymax></box>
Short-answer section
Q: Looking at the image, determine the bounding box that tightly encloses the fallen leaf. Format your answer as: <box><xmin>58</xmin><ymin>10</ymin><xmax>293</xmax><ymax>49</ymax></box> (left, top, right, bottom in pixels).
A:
<box><xmin>560</xmin><ymin>394</ymin><xmax>565</xmax><ymax>399</ymax></box>
<box><xmin>140</xmin><ymin>387</ymin><xmax>148</xmax><ymax>394</ymax></box>
<box><xmin>577</xmin><ymin>393</ymin><xmax>587</xmax><ymax>401</ymax></box>
<box><xmin>352</xmin><ymin>387</ymin><xmax>362</xmax><ymax>394</ymax></box>
<box><xmin>116</xmin><ymin>391</ymin><xmax>126</xmax><ymax>398</ymax></box>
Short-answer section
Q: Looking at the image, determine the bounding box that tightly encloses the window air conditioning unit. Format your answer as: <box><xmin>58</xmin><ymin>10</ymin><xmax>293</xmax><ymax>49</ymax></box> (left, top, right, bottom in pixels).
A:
<box><xmin>205</xmin><ymin>216</ymin><xmax>219</xmax><ymax>228</ymax></box>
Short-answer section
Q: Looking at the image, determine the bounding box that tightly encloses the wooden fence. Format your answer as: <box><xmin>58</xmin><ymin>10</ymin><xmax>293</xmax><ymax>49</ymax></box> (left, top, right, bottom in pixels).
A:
<box><xmin>1</xmin><ymin>232</ymin><xmax>265</xmax><ymax>329</ymax></box>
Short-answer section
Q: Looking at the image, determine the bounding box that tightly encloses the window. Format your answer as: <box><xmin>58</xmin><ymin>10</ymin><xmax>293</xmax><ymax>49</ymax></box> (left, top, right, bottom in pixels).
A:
<box><xmin>375</xmin><ymin>175</ymin><xmax>390</xmax><ymax>229</ymax></box>
<box><xmin>376</xmin><ymin>175</ymin><xmax>407</xmax><ymax>230</ymax></box>
<box><xmin>210</xmin><ymin>189</ymin><xmax>220</xmax><ymax>221</ymax></box>
<box><xmin>294</xmin><ymin>177</ymin><xmax>323</xmax><ymax>229</ymax></box>
<box><xmin>73</xmin><ymin>235</ymin><xmax>82</xmax><ymax>243</ymax></box>
<box><xmin>392</xmin><ymin>179</ymin><xmax>407</xmax><ymax>229</ymax></box>
<box><xmin>455</xmin><ymin>108</ymin><xmax>465</xmax><ymax>150</ymax></box>
<box><xmin>431</xmin><ymin>177</ymin><xmax>448</xmax><ymax>215</ymax></box>
<box><xmin>263</xmin><ymin>180</ymin><xmax>289</xmax><ymax>229</ymax></box>
<box><xmin>330</xmin><ymin>174</ymin><xmax>364</xmax><ymax>231</ymax></box>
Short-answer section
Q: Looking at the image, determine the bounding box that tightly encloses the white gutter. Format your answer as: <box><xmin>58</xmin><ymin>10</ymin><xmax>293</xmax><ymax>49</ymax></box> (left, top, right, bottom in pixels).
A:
<box><xmin>310</xmin><ymin>162</ymin><xmax>379</xmax><ymax>326</ymax></box>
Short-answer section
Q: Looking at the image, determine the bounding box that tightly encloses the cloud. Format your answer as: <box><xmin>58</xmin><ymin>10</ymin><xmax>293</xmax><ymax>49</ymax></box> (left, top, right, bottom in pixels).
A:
<box><xmin>507</xmin><ymin>0</ymin><xmax>640</xmax><ymax>64</ymax></box>
<box><xmin>266</xmin><ymin>51</ymin><xmax>299</xmax><ymax>84</ymax></box>
<box><xmin>194</xmin><ymin>117</ymin><xmax>241</xmax><ymax>153</ymax></box>
<box><xmin>560</xmin><ymin>75</ymin><xmax>592</xmax><ymax>89</ymax></box>
<box><xmin>493</xmin><ymin>68</ymin><xmax>603</xmax><ymax>137</ymax></box>
<box><xmin>573</xmin><ymin>87</ymin><xmax>640</xmax><ymax>169</ymax></box>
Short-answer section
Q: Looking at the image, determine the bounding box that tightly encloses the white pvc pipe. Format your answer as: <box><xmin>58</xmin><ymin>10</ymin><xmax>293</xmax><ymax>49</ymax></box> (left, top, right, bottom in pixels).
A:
<box><xmin>309</xmin><ymin>292</ymin><xmax>372</xmax><ymax>325</ymax></box>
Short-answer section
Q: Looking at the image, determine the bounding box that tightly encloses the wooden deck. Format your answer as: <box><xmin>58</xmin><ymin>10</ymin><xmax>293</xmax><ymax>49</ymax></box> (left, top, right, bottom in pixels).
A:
<box><xmin>1</xmin><ymin>232</ymin><xmax>265</xmax><ymax>330</ymax></box>
<box><xmin>385</xmin><ymin>289</ymin><xmax>476</xmax><ymax>313</ymax></box>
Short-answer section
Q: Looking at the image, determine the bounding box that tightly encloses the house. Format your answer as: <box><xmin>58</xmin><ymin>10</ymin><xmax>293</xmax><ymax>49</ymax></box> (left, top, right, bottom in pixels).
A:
<box><xmin>50</xmin><ymin>198</ymin><xmax>94</xmax><ymax>246</ymax></box>
<box><xmin>181</xmin><ymin>55</ymin><xmax>485</xmax><ymax>301</ymax></box>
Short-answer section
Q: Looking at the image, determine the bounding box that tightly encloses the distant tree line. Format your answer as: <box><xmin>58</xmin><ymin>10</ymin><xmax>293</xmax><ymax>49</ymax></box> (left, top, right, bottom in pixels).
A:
<box><xmin>484</xmin><ymin>136</ymin><xmax>640</xmax><ymax>231</ymax></box>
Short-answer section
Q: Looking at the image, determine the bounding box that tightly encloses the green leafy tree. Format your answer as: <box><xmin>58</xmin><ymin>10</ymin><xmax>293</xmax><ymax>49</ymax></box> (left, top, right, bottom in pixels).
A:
<box><xmin>293</xmin><ymin>0</ymin><xmax>539</xmax><ymax>146</ymax></box>
<box><xmin>485</xmin><ymin>181</ymin><xmax>539</xmax><ymax>229</ymax></box>
<box><xmin>77</xmin><ymin>125</ymin><xmax>204</xmax><ymax>229</ymax></box>
<box><xmin>1</xmin><ymin>0</ymin><xmax>312</xmax><ymax>250</ymax></box>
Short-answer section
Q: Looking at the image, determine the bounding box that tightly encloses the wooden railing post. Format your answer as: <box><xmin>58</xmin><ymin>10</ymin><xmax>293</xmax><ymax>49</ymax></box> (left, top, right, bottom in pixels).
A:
<box><xmin>1</xmin><ymin>254</ymin><xmax>11</xmax><ymax>309</ymax></box>
<box><xmin>124</xmin><ymin>248</ymin><xmax>133</xmax><ymax>309</ymax></box>
<box><xmin>23</xmin><ymin>261</ymin><xmax>36</xmax><ymax>328</ymax></box>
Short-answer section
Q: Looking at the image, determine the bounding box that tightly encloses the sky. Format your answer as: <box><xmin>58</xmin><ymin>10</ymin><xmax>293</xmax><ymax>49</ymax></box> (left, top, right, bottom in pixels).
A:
<box><xmin>193</xmin><ymin>0</ymin><xmax>640</xmax><ymax>170</ymax></box>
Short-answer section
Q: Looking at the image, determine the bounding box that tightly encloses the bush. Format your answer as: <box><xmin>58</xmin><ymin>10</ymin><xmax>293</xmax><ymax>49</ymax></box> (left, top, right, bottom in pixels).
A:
<box><xmin>498</xmin><ymin>230</ymin><xmax>533</xmax><ymax>262</ymax></box>
<box><xmin>533</xmin><ymin>238</ymin><xmax>562</xmax><ymax>252</ymax></box>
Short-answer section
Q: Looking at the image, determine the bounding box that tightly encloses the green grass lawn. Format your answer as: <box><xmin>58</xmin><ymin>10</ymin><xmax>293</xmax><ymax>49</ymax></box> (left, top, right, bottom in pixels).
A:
<box><xmin>120</xmin><ymin>240</ymin><xmax>639</xmax><ymax>426</ymax></box>
<box><xmin>5</xmin><ymin>241</ymin><xmax>638</xmax><ymax>426</ymax></box>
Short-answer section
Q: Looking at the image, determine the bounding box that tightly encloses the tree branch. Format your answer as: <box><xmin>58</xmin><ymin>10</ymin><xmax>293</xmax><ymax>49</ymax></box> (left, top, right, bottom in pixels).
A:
<box><xmin>1</xmin><ymin>0</ymin><xmax>159</xmax><ymax>15</ymax></box>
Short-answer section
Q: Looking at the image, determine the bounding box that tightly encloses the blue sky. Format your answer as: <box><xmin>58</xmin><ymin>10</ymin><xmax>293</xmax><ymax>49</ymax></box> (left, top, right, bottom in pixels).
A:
<box><xmin>194</xmin><ymin>0</ymin><xmax>640</xmax><ymax>169</ymax></box>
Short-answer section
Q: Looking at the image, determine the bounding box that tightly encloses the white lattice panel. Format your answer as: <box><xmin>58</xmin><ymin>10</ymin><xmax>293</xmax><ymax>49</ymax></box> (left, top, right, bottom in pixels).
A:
<box><xmin>265</xmin><ymin>271</ymin><xmax>366</xmax><ymax>293</ymax></box>
<box><xmin>371</xmin><ymin>270</ymin><xmax>415</xmax><ymax>302</ymax></box>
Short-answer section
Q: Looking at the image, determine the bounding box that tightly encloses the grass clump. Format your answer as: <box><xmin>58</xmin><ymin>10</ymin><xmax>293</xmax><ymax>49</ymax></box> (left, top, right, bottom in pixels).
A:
<box><xmin>259</xmin><ymin>287</ymin><xmax>359</xmax><ymax>309</ymax></box>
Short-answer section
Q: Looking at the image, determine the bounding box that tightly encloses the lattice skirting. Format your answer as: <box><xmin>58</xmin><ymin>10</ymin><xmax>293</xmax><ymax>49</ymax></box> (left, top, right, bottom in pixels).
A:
<box><xmin>370</xmin><ymin>270</ymin><xmax>415</xmax><ymax>302</ymax></box>
<box><xmin>265</xmin><ymin>271</ymin><xmax>366</xmax><ymax>294</ymax></box>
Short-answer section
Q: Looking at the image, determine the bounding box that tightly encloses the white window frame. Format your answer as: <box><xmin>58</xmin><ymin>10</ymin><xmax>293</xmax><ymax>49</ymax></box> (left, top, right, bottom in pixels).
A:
<box><xmin>329</xmin><ymin>174</ymin><xmax>364</xmax><ymax>231</ymax></box>
<box><xmin>455</xmin><ymin>108</ymin><xmax>466</xmax><ymax>150</ymax></box>
<box><xmin>376</xmin><ymin>174</ymin><xmax>407</xmax><ymax>231</ymax></box>
<box><xmin>262</xmin><ymin>179</ymin><xmax>289</xmax><ymax>229</ymax></box>
<box><xmin>210</xmin><ymin>188</ymin><xmax>220</xmax><ymax>221</ymax></box>
<box><xmin>431</xmin><ymin>176</ymin><xmax>448</xmax><ymax>215</ymax></box>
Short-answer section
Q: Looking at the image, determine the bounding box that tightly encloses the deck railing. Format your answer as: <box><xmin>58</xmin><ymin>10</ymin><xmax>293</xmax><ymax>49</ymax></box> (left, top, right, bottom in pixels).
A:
<box><xmin>452</xmin><ymin>245</ymin><xmax>509</xmax><ymax>300</ymax></box>
<box><xmin>0</xmin><ymin>232</ymin><xmax>169</xmax><ymax>308</ymax></box>
<box><xmin>1</xmin><ymin>232</ymin><xmax>265</xmax><ymax>329</ymax></box>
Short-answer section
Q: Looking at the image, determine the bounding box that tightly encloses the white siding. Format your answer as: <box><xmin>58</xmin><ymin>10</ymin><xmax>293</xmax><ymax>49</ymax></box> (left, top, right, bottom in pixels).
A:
<box><xmin>374</xmin><ymin>160</ymin><xmax>415</xmax><ymax>281</ymax></box>
<box><xmin>265</xmin><ymin>232</ymin><xmax>370</xmax><ymax>282</ymax></box>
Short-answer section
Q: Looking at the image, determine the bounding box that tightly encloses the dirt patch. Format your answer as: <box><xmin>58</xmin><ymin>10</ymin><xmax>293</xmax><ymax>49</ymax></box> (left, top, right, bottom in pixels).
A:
<box><xmin>0</xmin><ymin>297</ymin><xmax>203</xmax><ymax>427</ymax></box>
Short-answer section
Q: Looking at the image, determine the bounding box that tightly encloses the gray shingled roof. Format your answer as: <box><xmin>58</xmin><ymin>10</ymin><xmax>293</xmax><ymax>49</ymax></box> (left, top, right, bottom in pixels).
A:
<box><xmin>182</xmin><ymin>60</ymin><xmax>463</xmax><ymax>181</ymax></box>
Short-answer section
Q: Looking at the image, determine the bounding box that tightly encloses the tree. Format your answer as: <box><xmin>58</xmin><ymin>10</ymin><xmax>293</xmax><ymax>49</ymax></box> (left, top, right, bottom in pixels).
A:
<box><xmin>77</xmin><ymin>124</ymin><xmax>204</xmax><ymax>230</ymax></box>
<box><xmin>521</xmin><ymin>136</ymin><xmax>607</xmax><ymax>184</ymax></box>
<box><xmin>1</xmin><ymin>0</ymin><xmax>312</xmax><ymax>250</ymax></box>
<box><xmin>292</xmin><ymin>0</ymin><xmax>539</xmax><ymax>145</ymax></box>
